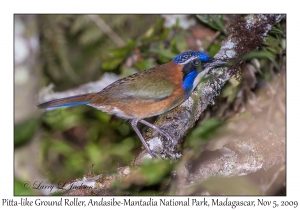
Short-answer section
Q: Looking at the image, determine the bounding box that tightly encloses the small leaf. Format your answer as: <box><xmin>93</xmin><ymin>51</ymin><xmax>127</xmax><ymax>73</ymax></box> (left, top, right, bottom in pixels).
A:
<box><xmin>101</xmin><ymin>40</ymin><xmax>135</xmax><ymax>59</ymax></box>
<box><xmin>281</xmin><ymin>39</ymin><xmax>286</xmax><ymax>50</ymax></box>
<box><xmin>142</xmin><ymin>27</ymin><xmax>155</xmax><ymax>40</ymax></box>
<box><xmin>158</xmin><ymin>28</ymin><xmax>170</xmax><ymax>41</ymax></box>
<box><xmin>242</xmin><ymin>50</ymin><xmax>276</xmax><ymax>61</ymax></box>
<box><xmin>208</xmin><ymin>43</ymin><xmax>221</xmax><ymax>56</ymax></box>
<box><xmin>106</xmin><ymin>45</ymin><xmax>133</xmax><ymax>58</ymax></box>
<box><xmin>187</xmin><ymin>119</ymin><xmax>223</xmax><ymax>147</ymax></box>
<box><xmin>14</xmin><ymin>178</ymin><xmax>35</xmax><ymax>195</ymax></box>
<box><xmin>140</xmin><ymin>160</ymin><xmax>173</xmax><ymax>185</ymax></box>
<box><xmin>14</xmin><ymin>118</ymin><xmax>38</xmax><ymax>148</ymax></box>
<box><xmin>196</xmin><ymin>15</ymin><xmax>226</xmax><ymax>34</ymax></box>
<box><xmin>264</xmin><ymin>35</ymin><xmax>280</xmax><ymax>48</ymax></box>
<box><xmin>70</xmin><ymin>15</ymin><xmax>88</xmax><ymax>34</ymax></box>
<box><xmin>86</xmin><ymin>144</ymin><xmax>102</xmax><ymax>164</ymax></box>
<box><xmin>133</xmin><ymin>60</ymin><xmax>155</xmax><ymax>71</ymax></box>
<box><xmin>101</xmin><ymin>57</ymin><xmax>124</xmax><ymax>70</ymax></box>
<box><xmin>150</xmin><ymin>47</ymin><xmax>177</xmax><ymax>60</ymax></box>
<box><xmin>42</xmin><ymin>108</ymin><xmax>83</xmax><ymax>131</ymax></box>
<box><xmin>110</xmin><ymin>137</ymin><xmax>135</xmax><ymax>156</ymax></box>
<box><xmin>172</xmin><ymin>34</ymin><xmax>188</xmax><ymax>53</ymax></box>
<box><xmin>50</xmin><ymin>140</ymin><xmax>76</xmax><ymax>155</ymax></box>
<box><xmin>221</xmin><ymin>78</ymin><xmax>240</xmax><ymax>102</ymax></box>
<box><xmin>269</xmin><ymin>27</ymin><xmax>283</xmax><ymax>36</ymax></box>
<box><xmin>79</xmin><ymin>26</ymin><xmax>103</xmax><ymax>45</ymax></box>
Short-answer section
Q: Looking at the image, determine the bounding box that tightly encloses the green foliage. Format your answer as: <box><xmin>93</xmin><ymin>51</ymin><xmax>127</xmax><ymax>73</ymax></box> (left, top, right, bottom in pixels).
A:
<box><xmin>208</xmin><ymin>43</ymin><xmax>222</xmax><ymax>56</ymax></box>
<box><xmin>196</xmin><ymin>15</ymin><xmax>226</xmax><ymax>34</ymax></box>
<box><xmin>242</xmin><ymin>50</ymin><xmax>276</xmax><ymax>61</ymax></box>
<box><xmin>240</xmin><ymin>23</ymin><xmax>285</xmax><ymax>83</ymax></box>
<box><xmin>38</xmin><ymin>15</ymin><xmax>161</xmax><ymax>90</ymax></box>
<box><xmin>42</xmin><ymin>107</ymin><xmax>86</xmax><ymax>131</ymax></box>
<box><xmin>14</xmin><ymin>178</ymin><xmax>35</xmax><ymax>195</ymax></box>
<box><xmin>149</xmin><ymin>46</ymin><xmax>178</xmax><ymax>63</ymax></box>
<box><xmin>101</xmin><ymin>40</ymin><xmax>136</xmax><ymax>70</ymax></box>
<box><xmin>221</xmin><ymin>77</ymin><xmax>241</xmax><ymax>103</ymax></box>
<box><xmin>133</xmin><ymin>60</ymin><xmax>156</xmax><ymax>71</ymax></box>
<box><xmin>140</xmin><ymin>159</ymin><xmax>174</xmax><ymax>186</ymax></box>
<box><xmin>14</xmin><ymin>118</ymin><xmax>39</xmax><ymax>147</ymax></box>
<box><xmin>99</xmin><ymin>17</ymin><xmax>182</xmax><ymax>71</ymax></box>
<box><xmin>186</xmin><ymin>118</ymin><xmax>223</xmax><ymax>148</ymax></box>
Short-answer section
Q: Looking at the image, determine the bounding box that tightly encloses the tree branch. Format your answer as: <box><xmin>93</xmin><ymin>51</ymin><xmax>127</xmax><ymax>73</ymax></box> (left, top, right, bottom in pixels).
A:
<box><xmin>172</xmin><ymin>131</ymin><xmax>285</xmax><ymax>195</ymax></box>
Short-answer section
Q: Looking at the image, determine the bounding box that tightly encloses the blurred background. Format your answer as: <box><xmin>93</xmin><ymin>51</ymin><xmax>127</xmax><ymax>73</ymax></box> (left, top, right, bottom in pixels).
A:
<box><xmin>14</xmin><ymin>14</ymin><xmax>286</xmax><ymax>195</ymax></box>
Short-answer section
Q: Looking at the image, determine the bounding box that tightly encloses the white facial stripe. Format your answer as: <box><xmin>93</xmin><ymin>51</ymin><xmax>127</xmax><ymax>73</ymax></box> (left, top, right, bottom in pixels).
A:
<box><xmin>179</xmin><ymin>57</ymin><xmax>197</xmax><ymax>65</ymax></box>
<box><xmin>192</xmin><ymin>67</ymin><xmax>210</xmax><ymax>90</ymax></box>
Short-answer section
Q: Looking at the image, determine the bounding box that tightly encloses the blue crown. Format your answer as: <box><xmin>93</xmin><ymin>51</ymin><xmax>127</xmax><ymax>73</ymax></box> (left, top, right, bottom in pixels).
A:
<box><xmin>173</xmin><ymin>51</ymin><xmax>211</xmax><ymax>65</ymax></box>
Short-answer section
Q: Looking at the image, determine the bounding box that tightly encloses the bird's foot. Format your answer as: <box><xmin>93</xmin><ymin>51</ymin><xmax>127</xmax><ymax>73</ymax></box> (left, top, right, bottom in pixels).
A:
<box><xmin>139</xmin><ymin>119</ymin><xmax>176</xmax><ymax>144</ymax></box>
<box><xmin>159</xmin><ymin>130</ymin><xmax>176</xmax><ymax>144</ymax></box>
<box><xmin>149</xmin><ymin>150</ymin><xmax>159</xmax><ymax>159</ymax></box>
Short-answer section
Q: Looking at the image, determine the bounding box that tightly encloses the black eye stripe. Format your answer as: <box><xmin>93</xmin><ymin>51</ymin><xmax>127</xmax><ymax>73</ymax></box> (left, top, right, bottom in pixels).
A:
<box><xmin>182</xmin><ymin>59</ymin><xmax>201</xmax><ymax>82</ymax></box>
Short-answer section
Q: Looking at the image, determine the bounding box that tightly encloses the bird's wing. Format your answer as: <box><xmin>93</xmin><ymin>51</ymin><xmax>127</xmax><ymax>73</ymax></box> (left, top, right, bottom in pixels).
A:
<box><xmin>125</xmin><ymin>75</ymin><xmax>174</xmax><ymax>101</ymax></box>
<box><xmin>99</xmin><ymin>69</ymin><xmax>175</xmax><ymax>101</ymax></box>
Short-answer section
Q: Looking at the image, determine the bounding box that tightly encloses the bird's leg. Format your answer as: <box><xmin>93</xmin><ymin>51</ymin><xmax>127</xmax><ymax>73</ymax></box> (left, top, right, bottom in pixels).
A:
<box><xmin>131</xmin><ymin>119</ymin><xmax>155</xmax><ymax>158</ymax></box>
<box><xmin>140</xmin><ymin>119</ymin><xmax>175</xmax><ymax>144</ymax></box>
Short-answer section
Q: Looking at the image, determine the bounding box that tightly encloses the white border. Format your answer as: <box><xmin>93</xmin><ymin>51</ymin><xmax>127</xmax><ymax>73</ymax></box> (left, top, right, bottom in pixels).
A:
<box><xmin>2</xmin><ymin>0</ymin><xmax>297</xmax><ymax>209</ymax></box>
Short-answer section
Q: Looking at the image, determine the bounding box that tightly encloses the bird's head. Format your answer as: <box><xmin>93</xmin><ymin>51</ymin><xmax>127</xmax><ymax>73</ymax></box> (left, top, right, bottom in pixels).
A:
<box><xmin>173</xmin><ymin>51</ymin><xmax>227</xmax><ymax>98</ymax></box>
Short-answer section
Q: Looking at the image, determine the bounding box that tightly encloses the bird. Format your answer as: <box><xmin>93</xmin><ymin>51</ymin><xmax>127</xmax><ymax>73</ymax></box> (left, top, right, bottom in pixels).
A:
<box><xmin>38</xmin><ymin>51</ymin><xmax>227</xmax><ymax>158</ymax></box>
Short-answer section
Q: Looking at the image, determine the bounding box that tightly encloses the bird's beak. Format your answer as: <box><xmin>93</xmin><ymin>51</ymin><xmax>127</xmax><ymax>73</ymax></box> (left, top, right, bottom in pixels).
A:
<box><xmin>203</xmin><ymin>59</ymin><xmax>228</xmax><ymax>69</ymax></box>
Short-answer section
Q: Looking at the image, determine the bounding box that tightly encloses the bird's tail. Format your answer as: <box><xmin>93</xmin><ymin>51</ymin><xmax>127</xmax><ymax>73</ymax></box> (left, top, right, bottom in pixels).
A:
<box><xmin>37</xmin><ymin>93</ymin><xmax>97</xmax><ymax>109</ymax></box>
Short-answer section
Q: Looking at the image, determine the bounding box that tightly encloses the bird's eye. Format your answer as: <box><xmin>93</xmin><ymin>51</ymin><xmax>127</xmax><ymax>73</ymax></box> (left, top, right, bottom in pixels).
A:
<box><xmin>193</xmin><ymin>59</ymin><xmax>200</xmax><ymax>66</ymax></box>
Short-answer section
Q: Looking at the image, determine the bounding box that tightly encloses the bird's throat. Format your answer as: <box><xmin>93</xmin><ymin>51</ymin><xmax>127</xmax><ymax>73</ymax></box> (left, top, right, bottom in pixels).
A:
<box><xmin>182</xmin><ymin>68</ymin><xmax>210</xmax><ymax>98</ymax></box>
<box><xmin>182</xmin><ymin>70</ymin><xmax>198</xmax><ymax>98</ymax></box>
<box><xmin>192</xmin><ymin>67</ymin><xmax>210</xmax><ymax>91</ymax></box>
